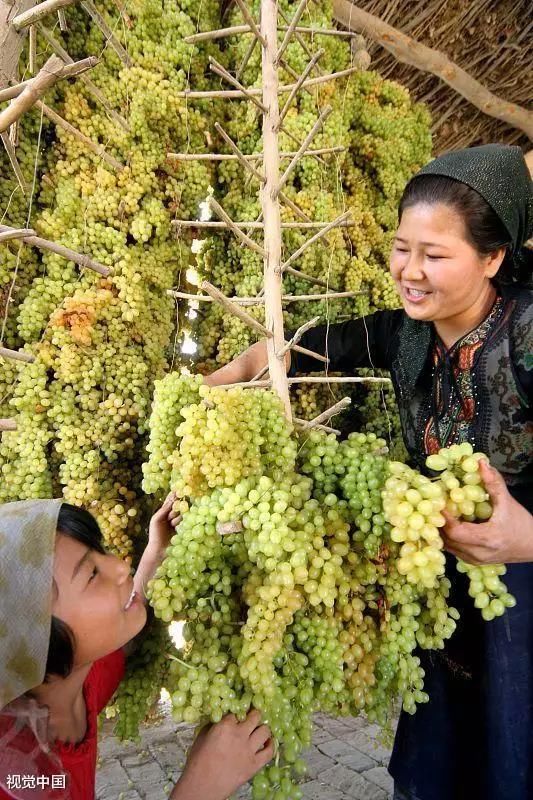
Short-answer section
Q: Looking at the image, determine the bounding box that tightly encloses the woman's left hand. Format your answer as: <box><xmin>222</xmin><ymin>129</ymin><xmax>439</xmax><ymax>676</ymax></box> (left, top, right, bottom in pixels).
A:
<box><xmin>442</xmin><ymin>460</ymin><xmax>533</xmax><ymax>565</ymax></box>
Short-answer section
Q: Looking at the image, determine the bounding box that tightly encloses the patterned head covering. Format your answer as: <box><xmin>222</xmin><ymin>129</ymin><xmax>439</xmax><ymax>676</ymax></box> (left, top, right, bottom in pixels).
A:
<box><xmin>417</xmin><ymin>143</ymin><xmax>533</xmax><ymax>253</ymax></box>
<box><xmin>0</xmin><ymin>499</ymin><xmax>63</xmax><ymax>710</ymax></box>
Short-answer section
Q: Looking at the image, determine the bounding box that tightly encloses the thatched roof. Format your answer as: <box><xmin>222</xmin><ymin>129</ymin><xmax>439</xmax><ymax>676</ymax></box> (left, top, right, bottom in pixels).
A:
<box><xmin>340</xmin><ymin>0</ymin><xmax>532</xmax><ymax>153</ymax></box>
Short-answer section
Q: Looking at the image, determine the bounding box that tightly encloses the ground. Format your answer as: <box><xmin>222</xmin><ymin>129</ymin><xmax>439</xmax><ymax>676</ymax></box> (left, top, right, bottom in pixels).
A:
<box><xmin>97</xmin><ymin>709</ymin><xmax>395</xmax><ymax>800</ymax></box>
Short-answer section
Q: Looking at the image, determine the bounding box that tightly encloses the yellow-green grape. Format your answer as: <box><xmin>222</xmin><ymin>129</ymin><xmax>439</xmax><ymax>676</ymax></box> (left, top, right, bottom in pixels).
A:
<box><xmin>426</xmin><ymin>444</ymin><xmax>516</xmax><ymax>620</ymax></box>
<box><xmin>383</xmin><ymin>461</ymin><xmax>447</xmax><ymax>589</ymax></box>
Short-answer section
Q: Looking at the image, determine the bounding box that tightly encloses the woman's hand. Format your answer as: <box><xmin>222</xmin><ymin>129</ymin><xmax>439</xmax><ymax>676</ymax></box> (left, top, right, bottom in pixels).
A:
<box><xmin>442</xmin><ymin>461</ymin><xmax>533</xmax><ymax>565</ymax></box>
<box><xmin>170</xmin><ymin>711</ymin><xmax>274</xmax><ymax>800</ymax></box>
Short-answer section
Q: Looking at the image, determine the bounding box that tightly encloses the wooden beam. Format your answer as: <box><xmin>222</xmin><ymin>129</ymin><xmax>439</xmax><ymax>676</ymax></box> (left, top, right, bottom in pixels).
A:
<box><xmin>0</xmin><ymin>225</ymin><xmax>111</xmax><ymax>275</ymax></box>
<box><xmin>332</xmin><ymin>0</ymin><xmax>533</xmax><ymax>140</ymax></box>
<box><xmin>261</xmin><ymin>0</ymin><xmax>291</xmax><ymax>420</ymax></box>
<box><xmin>177</xmin><ymin>65</ymin><xmax>362</xmax><ymax>99</ymax></box>
<box><xmin>0</xmin><ymin>346</ymin><xmax>35</xmax><ymax>363</ymax></box>
<box><xmin>11</xmin><ymin>0</ymin><xmax>78</xmax><ymax>31</ymax></box>
<box><xmin>0</xmin><ymin>55</ymin><xmax>98</xmax><ymax>133</ymax></box>
<box><xmin>0</xmin><ymin>419</ymin><xmax>17</xmax><ymax>432</ymax></box>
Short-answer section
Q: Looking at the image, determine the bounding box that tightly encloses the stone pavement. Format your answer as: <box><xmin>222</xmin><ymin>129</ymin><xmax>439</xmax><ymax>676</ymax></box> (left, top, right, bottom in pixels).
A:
<box><xmin>97</xmin><ymin>708</ymin><xmax>395</xmax><ymax>800</ymax></box>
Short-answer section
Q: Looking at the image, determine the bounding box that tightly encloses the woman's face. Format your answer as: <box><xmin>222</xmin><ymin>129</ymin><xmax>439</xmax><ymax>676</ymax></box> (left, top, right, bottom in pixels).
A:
<box><xmin>390</xmin><ymin>202</ymin><xmax>503</xmax><ymax>322</ymax></box>
<box><xmin>52</xmin><ymin>534</ymin><xmax>146</xmax><ymax>667</ymax></box>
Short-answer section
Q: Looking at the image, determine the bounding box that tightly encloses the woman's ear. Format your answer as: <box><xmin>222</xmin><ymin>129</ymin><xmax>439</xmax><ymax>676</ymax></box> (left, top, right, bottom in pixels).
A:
<box><xmin>483</xmin><ymin>246</ymin><xmax>507</xmax><ymax>279</ymax></box>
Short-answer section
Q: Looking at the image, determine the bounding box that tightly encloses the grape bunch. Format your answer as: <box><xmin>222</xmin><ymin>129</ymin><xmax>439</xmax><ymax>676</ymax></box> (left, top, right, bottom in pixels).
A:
<box><xmin>426</xmin><ymin>443</ymin><xmax>516</xmax><ymax>620</ymax></box>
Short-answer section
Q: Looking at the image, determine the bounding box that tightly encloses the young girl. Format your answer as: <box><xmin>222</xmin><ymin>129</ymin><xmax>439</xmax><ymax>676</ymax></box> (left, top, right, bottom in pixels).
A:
<box><xmin>0</xmin><ymin>497</ymin><xmax>274</xmax><ymax>799</ymax></box>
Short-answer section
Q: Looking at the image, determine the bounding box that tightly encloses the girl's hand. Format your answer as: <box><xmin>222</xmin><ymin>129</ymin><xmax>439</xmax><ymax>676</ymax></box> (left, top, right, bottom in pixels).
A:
<box><xmin>170</xmin><ymin>710</ymin><xmax>274</xmax><ymax>800</ymax></box>
<box><xmin>442</xmin><ymin>461</ymin><xmax>533</xmax><ymax>565</ymax></box>
<box><xmin>147</xmin><ymin>491</ymin><xmax>177</xmax><ymax>555</ymax></box>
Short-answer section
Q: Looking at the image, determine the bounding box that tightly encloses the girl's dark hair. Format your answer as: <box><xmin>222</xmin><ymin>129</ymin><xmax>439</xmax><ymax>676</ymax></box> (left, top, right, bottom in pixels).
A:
<box><xmin>45</xmin><ymin>503</ymin><xmax>105</xmax><ymax>680</ymax></box>
<box><xmin>399</xmin><ymin>173</ymin><xmax>531</xmax><ymax>285</ymax></box>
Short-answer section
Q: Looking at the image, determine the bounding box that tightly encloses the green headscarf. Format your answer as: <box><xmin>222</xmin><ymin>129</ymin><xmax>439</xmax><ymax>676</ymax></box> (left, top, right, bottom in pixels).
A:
<box><xmin>417</xmin><ymin>143</ymin><xmax>533</xmax><ymax>255</ymax></box>
<box><xmin>0</xmin><ymin>499</ymin><xmax>63</xmax><ymax>710</ymax></box>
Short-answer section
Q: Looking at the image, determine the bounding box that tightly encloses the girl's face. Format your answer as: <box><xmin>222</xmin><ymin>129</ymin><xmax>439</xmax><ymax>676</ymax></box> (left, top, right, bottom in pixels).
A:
<box><xmin>390</xmin><ymin>203</ymin><xmax>503</xmax><ymax>322</ymax></box>
<box><xmin>52</xmin><ymin>533</ymin><xmax>146</xmax><ymax>667</ymax></box>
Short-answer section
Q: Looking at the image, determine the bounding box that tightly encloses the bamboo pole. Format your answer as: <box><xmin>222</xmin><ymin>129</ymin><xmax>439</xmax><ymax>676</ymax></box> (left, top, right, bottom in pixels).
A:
<box><xmin>276</xmin><ymin>105</ymin><xmax>332</xmax><ymax>195</ymax></box>
<box><xmin>0</xmin><ymin>225</ymin><xmax>111</xmax><ymax>275</ymax></box>
<box><xmin>207</xmin><ymin>198</ymin><xmax>266</xmax><ymax>256</ymax></box>
<box><xmin>332</xmin><ymin>0</ymin><xmax>533</xmax><ymax>140</ymax></box>
<box><xmin>184</xmin><ymin>24</ymin><xmax>357</xmax><ymax>44</ymax></box>
<box><xmin>28</xmin><ymin>25</ymin><xmax>37</xmax><ymax>74</ymax></box>
<box><xmin>0</xmin><ymin>132</ymin><xmax>29</xmax><ymax>193</ymax></box>
<box><xmin>294</xmin><ymin>418</ymin><xmax>340</xmax><ymax>435</ymax></box>
<box><xmin>280</xmin><ymin>211</ymin><xmax>352</xmax><ymax>272</ymax></box>
<box><xmin>300</xmin><ymin>396</ymin><xmax>351</xmax><ymax>429</ymax></box>
<box><xmin>0</xmin><ymin>346</ymin><xmax>35</xmax><ymax>363</ymax></box>
<box><xmin>80</xmin><ymin>0</ymin><xmax>132</xmax><ymax>67</ymax></box>
<box><xmin>167</xmin><ymin>146</ymin><xmax>344</xmax><ymax>162</ymax></box>
<box><xmin>276</xmin><ymin>0</ymin><xmax>309</xmax><ymax>64</ymax></box>
<box><xmin>38</xmin><ymin>25</ymin><xmax>129</xmax><ymax>130</ymax></box>
<box><xmin>261</xmin><ymin>0</ymin><xmax>291</xmax><ymax>420</ymax></box>
<box><xmin>11</xmin><ymin>0</ymin><xmax>79</xmax><ymax>30</ymax></box>
<box><xmin>172</xmin><ymin>219</ymin><xmax>352</xmax><ymax>232</ymax></box>
<box><xmin>233</xmin><ymin>0</ymin><xmax>265</xmax><ymax>45</ymax></box>
<box><xmin>35</xmin><ymin>100</ymin><xmax>124</xmax><ymax>170</ymax></box>
<box><xmin>278</xmin><ymin>49</ymin><xmax>324</xmax><ymax>128</ymax></box>
<box><xmin>201</xmin><ymin>281</ymin><xmax>271</xmax><ymax>338</ymax></box>
<box><xmin>0</xmin><ymin>55</ymin><xmax>98</xmax><ymax>134</ymax></box>
<box><xmin>0</xmin><ymin>227</ymin><xmax>35</xmax><ymax>242</ymax></box>
<box><xmin>0</xmin><ymin>55</ymin><xmax>99</xmax><ymax>103</ymax></box>
<box><xmin>167</xmin><ymin>289</ymin><xmax>359</xmax><ymax>303</ymax></box>
<box><xmin>0</xmin><ymin>419</ymin><xmax>17</xmax><ymax>432</ymax></box>
<box><xmin>177</xmin><ymin>65</ymin><xmax>361</xmax><ymax>99</ymax></box>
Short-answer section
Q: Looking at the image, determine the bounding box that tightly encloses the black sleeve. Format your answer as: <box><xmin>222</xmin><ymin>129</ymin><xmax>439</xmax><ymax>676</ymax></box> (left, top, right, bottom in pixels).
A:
<box><xmin>289</xmin><ymin>310</ymin><xmax>404</xmax><ymax>376</ymax></box>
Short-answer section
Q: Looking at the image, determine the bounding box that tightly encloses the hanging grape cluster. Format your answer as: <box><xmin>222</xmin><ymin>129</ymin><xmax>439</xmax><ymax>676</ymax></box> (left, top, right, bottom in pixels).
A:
<box><xmin>0</xmin><ymin>0</ymin><xmax>222</xmax><ymax>555</ymax></box>
<box><xmin>139</xmin><ymin>376</ymin><xmax>512</xmax><ymax>799</ymax></box>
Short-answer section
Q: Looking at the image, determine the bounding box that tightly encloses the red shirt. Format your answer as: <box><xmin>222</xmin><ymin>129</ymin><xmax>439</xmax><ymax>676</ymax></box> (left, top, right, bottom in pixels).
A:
<box><xmin>0</xmin><ymin>649</ymin><xmax>125</xmax><ymax>800</ymax></box>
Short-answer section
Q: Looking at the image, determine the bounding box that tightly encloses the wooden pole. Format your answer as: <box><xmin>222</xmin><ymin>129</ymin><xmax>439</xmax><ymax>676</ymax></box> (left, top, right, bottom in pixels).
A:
<box><xmin>176</xmin><ymin>65</ymin><xmax>361</xmax><ymax>99</ymax></box>
<box><xmin>184</xmin><ymin>24</ymin><xmax>357</xmax><ymax>45</ymax></box>
<box><xmin>167</xmin><ymin>146</ymin><xmax>344</xmax><ymax>162</ymax></box>
<box><xmin>0</xmin><ymin>225</ymin><xmax>111</xmax><ymax>275</ymax></box>
<box><xmin>332</xmin><ymin>0</ymin><xmax>533</xmax><ymax>141</ymax></box>
<box><xmin>261</xmin><ymin>0</ymin><xmax>291</xmax><ymax>420</ymax></box>
<box><xmin>11</xmin><ymin>0</ymin><xmax>79</xmax><ymax>30</ymax></box>
<box><xmin>0</xmin><ymin>346</ymin><xmax>35</xmax><ymax>363</ymax></box>
<box><xmin>0</xmin><ymin>419</ymin><xmax>17</xmax><ymax>432</ymax></box>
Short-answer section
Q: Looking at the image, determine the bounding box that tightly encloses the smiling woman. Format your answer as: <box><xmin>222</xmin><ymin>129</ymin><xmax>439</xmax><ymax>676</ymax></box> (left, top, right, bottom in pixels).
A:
<box><xmin>207</xmin><ymin>143</ymin><xmax>533</xmax><ymax>800</ymax></box>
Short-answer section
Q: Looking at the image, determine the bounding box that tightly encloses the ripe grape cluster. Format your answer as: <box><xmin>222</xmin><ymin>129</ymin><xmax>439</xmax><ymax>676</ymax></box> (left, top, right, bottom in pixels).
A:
<box><xmin>139</xmin><ymin>376</ymin><xmax>510</xmax><ymax>798</ymax></box>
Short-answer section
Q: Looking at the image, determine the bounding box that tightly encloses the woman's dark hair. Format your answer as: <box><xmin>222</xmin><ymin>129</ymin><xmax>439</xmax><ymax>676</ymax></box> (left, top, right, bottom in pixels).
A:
<box><xmin>399</xmin><ymin>173</ymin><xmax>532</xmax><ymax>285</ymax></box>
<box><xmin>44</xmin><ymin>503</ymin><xmax>105</xmax><ymax>680</ymax></box>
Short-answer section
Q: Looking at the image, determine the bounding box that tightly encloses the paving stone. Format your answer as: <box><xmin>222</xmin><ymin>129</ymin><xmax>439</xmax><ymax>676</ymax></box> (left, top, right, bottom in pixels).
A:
<box><xmin>344</xmin><ymin>730</ymin><xmax>392</xmax><ymax>765</ymax></box>
<box><xmin>319</xmin><ymin>764</ymin><xmax>387</xmax><ymax>800</ymax></box>
<box><xmin>302</xmin><ymin>779</ymin><xmax>348</xmax><ymax>800</ymax></box>
<box><xmin>310</xmin><ymin>724</ymin><xmax>336</xmax><ymax>745</ymax></box>
<box><xmin>317</xmin><ymin>717</ymin><xmax>353</xmax><ymax>738</ymax></box>
<box><xmin>337</xmin><ymin>715</ymin><xmax>371</xmax><ymax>732</ymax></box>
<box><xmin>98</xmin><ymin>734</ymin><xmax>140</xmax><ymax>761</ymax></box>
<box><xmin>317</xmin><ymin>738</ymin><xmax>358</xmax><ymax>761</ymax></box>
<box><xmin>305</xmin><ymin>745</ymin><xmax>336</xmax><ymax>779</ymax></box>
<box><xmin>120</xmin><ymin>750</ymin><xmax>154</xmax><ymax>768</ymax></box>
<box><xmin>149</xmin><ymin>740</ymin><xmax>187</xmax><ymax>773</ymax></box>
<box><xmin>337</xmin><ymin>747</ymin><xmax>377</xmax><ymax>772</ymax></box>
<box><xmin>95</xmin><ymin>761</ymin><xmax>132</xmax><ymax>799</ymax></box>
<box><xmin>121</xmin><ymin>760</ymin><xmax>168</xmax><ymax>799</ymax></box>
<box><xmin>364</xmin><ymin>766</ymin><xmax>394</xmax><ymax>794</ymax></box>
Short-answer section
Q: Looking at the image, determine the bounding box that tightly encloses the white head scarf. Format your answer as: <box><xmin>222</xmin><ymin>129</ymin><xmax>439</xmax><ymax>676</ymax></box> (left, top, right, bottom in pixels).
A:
<box><xmin>0</xmin><ymin>499</ymin><xmax>69</xmax><ymax>799</ymax></box>
<box><xmin>0</xmin><ymin>499</ymin><xmax>63</xmax><ymax>709</ymax></box>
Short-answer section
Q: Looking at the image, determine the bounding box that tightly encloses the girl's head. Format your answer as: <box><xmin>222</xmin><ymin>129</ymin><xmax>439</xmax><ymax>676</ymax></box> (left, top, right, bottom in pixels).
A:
<box><xmin>391</xmin><ymin>145</ymin><xmax>532</xmax><ymax>323</ymax></box>
<box><xmin>46</xmin><ymin>503</ymin><xmax>146</xmax><ymax>680</ymax></box>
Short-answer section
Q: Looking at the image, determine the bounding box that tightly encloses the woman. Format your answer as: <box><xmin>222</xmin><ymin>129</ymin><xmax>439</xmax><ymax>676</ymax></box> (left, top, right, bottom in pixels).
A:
<box><xmin>0</xmin><ymin>498</ymin><xmax>273</xmax><ymax>799</ymax></box>
<box><xmin>207</xmin><ymin>144</ymin><xmax>533</xmax><ymax>800</ymax></box>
